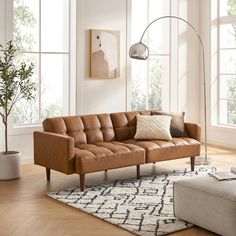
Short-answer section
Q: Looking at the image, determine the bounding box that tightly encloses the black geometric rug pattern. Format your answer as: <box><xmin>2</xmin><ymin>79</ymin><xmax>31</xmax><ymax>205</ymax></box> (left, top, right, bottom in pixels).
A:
<box><xmin>47</xmin><ymin>167</ymin><xmax>216</xmax><ymax>236</ymax></box>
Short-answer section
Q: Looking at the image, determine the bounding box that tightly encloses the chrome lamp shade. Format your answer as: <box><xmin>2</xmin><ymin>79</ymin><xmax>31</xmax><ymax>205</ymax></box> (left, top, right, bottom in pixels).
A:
<box><xmin>129</xmin><ymin>42</ymin><xmax>149</xmax><ymax>60</ymax></box>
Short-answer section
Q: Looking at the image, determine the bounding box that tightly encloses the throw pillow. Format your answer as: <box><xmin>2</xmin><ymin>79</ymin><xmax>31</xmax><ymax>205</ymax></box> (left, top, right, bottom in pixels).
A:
<box><xmin>134</xmin><ymin>115</ymin><xmax>172</xmax><ymax>140</ymax></box>
<box><xmin>151</xmin><ymin>111</ymin><xmax>188</xmax><ymax>137</ymax></box>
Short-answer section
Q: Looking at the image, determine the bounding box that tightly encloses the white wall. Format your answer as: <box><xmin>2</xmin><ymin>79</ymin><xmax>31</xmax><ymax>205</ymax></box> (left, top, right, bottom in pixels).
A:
<box><xmin>178</xmin><ymin>0</ymin><xmax>200</xmax><ymax>123</ymax></box>
<box><xmin>76</xmin><ymin>0</ymin><xmax>128</xmax><ymax>115</ymax></box>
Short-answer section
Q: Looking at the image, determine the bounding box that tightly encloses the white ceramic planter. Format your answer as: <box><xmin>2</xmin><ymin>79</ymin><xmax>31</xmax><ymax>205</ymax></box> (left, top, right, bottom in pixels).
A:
<box><xmin>0</xmin><ymin>151</ymin><xmax>21</xmax><ymax>180</ymax></box>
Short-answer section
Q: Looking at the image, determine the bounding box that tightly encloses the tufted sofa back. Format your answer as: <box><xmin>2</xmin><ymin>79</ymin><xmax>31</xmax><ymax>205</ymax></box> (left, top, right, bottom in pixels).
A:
<box><xmin>43</xmin><ymin>113</ymin><xmax>116</xmax><ymax>145</ymax></box>
<box><xmin>43</xmin><ymin>110</ymin><xmax>156</xmax><ymax>144</ymax></box>
<box><xmin>110</xmin><ymin>110</ymin><xmax>152</xmax><ymax>141</ymax></box>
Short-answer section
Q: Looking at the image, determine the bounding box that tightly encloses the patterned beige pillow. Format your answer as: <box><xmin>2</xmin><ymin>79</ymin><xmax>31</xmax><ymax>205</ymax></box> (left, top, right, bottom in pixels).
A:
<box><xmin>151</xmin><ymin>111</ymin><xmax>188</xmax><ymax>137</ymax></box>
<box><xmin>134</xmin><ymin>115</ymin><xmax>172</xmax><ymax>140</ymax></box>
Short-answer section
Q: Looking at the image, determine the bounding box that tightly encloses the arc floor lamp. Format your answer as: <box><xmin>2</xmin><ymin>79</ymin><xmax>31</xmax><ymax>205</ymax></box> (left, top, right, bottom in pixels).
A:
<box><xmin>129</xmin><ymin>16</ymin><xmax>210</xmax><ymax>165</ymax></box>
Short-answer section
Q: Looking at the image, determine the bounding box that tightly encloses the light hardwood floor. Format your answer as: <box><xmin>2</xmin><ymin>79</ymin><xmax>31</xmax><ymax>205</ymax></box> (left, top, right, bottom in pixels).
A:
<box><xmin>0</xmin><ymin>145</ymin><xmax>235</xmax><ymax>236</ymax></box>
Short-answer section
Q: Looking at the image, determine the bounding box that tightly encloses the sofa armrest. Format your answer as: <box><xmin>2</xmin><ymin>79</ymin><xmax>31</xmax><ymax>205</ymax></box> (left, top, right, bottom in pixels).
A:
<box><xmin>185</xmin><ymin>123</ymin><xmax>201</xmax><ymax>142</ymax></box>
<box><xmin>34</xmin><ymin>131</ymin><xmax>75</xmax><ymax>174</ymax></box>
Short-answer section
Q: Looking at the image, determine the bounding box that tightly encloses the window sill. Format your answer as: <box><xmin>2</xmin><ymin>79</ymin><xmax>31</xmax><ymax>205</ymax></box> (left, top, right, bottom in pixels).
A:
<box><xmin>9</xmin><ymin>124</ymin><xmax>43</xmax><ymax>136</ymax></box>
<box><xmin>210</xmin><ymin>124</ymin><xmax>236</xmax><ymax>133</ymax></box>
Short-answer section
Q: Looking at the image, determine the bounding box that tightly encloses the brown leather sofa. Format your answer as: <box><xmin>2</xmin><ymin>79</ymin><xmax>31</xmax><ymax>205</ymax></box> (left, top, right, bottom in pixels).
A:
<box><xmin>34</xmin><ymin>110</ymin><xmax>201</xmax><ymax>191</ymax></box>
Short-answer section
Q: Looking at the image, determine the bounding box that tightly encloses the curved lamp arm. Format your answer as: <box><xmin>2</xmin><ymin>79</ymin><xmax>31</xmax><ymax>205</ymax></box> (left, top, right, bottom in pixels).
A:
<box><xmin>129</xmin><ymin>15</ymin><xmax>208</xmax><ymax>162</ymax></box>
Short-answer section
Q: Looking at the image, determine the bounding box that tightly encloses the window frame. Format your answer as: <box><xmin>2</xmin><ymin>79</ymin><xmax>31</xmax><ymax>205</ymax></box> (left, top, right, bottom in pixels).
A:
<box><xmin>127</xmin><ymin>0</ymin><xmax>180</xmax><ymax>112</ymax></box>
<box><xmin>128</xmin><ymin>0</ymin><xmax>171</xmax><ymax>112</ymax></box>
<box><xmin>5</xmin><ymin>0</ymin><xmax>77</xmax><ymax>135</ymax></box>
<box><xmin>217</xmin><ymin>0</ymin><xmax>236</xmax><ymax>127</ymax></box>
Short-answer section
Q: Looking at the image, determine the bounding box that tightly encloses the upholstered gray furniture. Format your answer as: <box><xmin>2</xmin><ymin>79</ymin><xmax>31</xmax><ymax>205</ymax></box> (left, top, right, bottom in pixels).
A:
<box><xmin>173</xmin><ymin>175</ymin><xmax>236</xmax><ymax>236</ymax></box>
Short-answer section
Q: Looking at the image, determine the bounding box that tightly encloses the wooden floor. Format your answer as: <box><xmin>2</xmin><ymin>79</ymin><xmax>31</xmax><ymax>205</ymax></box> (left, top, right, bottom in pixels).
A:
<box><xmin>0</xmin><ymin>145</ymin><xmax>235</xmax><ymax>236</ymax></box>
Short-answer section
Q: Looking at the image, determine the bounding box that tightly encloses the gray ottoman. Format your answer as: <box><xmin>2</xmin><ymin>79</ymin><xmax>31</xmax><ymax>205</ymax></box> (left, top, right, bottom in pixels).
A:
<box><xmin>173</xmin><ymin>175</ymin><xmax>236</xmax><ymax>236</ymax></box>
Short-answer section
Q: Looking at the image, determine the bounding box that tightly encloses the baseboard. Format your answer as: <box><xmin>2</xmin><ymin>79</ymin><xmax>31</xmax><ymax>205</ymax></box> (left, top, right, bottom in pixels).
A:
<box><xmin>21</xmin><ymin>157</ymin><xmax>34</xmax><ymax>165</ymax></box>
<box><xmin>207</xmin><ymin>140</ymin><xmax>236</xmax><ymax>150</ymax></box>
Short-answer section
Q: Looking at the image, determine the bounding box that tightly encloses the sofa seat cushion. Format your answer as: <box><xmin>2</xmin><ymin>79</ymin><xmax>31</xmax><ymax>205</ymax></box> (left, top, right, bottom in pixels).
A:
<box><xmin>123</xmin><ymin>138</ymin><xmax>200</xmax><ymax>163</ymax></box>
<box><xmin>74</xmin><ymin>141</ymin><xmax>145</xmax><ymax>174</ymax></box>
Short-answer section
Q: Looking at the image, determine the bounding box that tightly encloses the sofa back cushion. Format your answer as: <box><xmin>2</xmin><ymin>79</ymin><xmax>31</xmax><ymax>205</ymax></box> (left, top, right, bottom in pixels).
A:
<box><xmin>110</xmin><ymin>110</ymin><xmax>152</xmax><ymax>141</ymax></box>
<box><xmin>43</xmin><ymin>113</ymin><xmax>115</xmax><ymax>145</ymax></box>
<box><xmin>43</xmin><ymin>117</ymin><xmax>67</xmax><ymax>135</ymax></box>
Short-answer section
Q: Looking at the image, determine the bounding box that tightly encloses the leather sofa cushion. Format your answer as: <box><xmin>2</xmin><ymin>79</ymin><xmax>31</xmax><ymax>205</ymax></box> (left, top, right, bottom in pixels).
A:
<box><xmin>43</xmin><ymin>117</ymin><xmax>67</xmax><ymax>135</ymax></box>
<box><xmin>110</xmin><ymin>110</ymin><xmax>152</xmax><ymax>141</ymax></box>
<box><xmin>43</xmin><ymin>114</ymin><xmax>115</xmax><ymax>145</ymax></box>
<box><xmin>124</xmin><ymin>138</ymin><xmax>200</xmax><ymax>163</ymax></box>
<box><xmin>74</xmin><ymin>141</ymin><xmax>145</xmax><ymax>174</ymax></box>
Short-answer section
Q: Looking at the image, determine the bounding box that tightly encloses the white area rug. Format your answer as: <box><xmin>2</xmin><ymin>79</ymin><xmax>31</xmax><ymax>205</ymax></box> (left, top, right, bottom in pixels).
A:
<box><xmin>47</xmin><ymin>167</ymin><xmax>216</xmax><ymax>236</ymax></box>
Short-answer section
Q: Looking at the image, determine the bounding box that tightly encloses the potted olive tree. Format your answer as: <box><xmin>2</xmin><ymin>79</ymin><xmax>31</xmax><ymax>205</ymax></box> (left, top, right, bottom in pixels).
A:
<box><xmin>0</xmin><ymin>41</ymin><xmax>35</xmax><ymax>180</ymax></box>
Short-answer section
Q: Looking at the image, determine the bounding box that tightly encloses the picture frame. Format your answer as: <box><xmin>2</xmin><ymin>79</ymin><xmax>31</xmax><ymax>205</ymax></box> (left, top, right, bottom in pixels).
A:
<box><xmin>90</xmin><ymin>29</ymin><xmax>120</xmax><ymax>79</ymax></box>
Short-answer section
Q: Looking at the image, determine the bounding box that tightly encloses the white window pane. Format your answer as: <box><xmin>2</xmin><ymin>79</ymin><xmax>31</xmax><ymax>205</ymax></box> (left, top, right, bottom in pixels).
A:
<box><xmin>220</xmin><ymin>0</ymin><xmax>236</xmax><ymax>16</ymax></box>
<box><xmin>131</xmin><ymin>0</ymin><xmax>148</xmax><ymax>43</ymax></box>
<box><xmin>148</xmin><ymin>56</ymin><xmax>168</xmax><ymax>109</ymax></box>
<box><xmin>227</xmin><ymin>99</ymin><xmax>236</xmax><ymax>125</ymax></box>
<box><xmin>13</xmin><ymin>54</ymin><xmax>39</xmax><ymax>126</ymax></box>
<box><xmin>40</xmin><ymin>54</ymin><xmax>68</xmax><ymax>121</ymax></box>
<box><xmin>13</xmin><ymin>0</ymin><xmax>39</xmax><ymax>52</ymax></box>
<box><xmin>220</xmin><ymin>75</ymin><xmax>236</xmax><ymax>100</ymax></box>
<box><xmin>131</xmin><ymin>0</ymin><xmax>170</xmax><ymax>111</ymax></box>
<box><xmin>220</xmin><ymin>50</ymin><xmax>236</xmax><ymax>74</ymax></box>
<box><xmin>148</xmin><ymin>19</ymin><xmax>170</xmax><ymax>54</ymax></box>
<box><xmin>219</xmin><ymin>99</ymin><xmax>228</xmax><ymax>124</ymax></box>
<box><xmin>41</xmin><ymin>0</ymin><xmax>69</xmax><ymax>52</ymax></box>
<box><xmin>219</xmin><ymin>99</ymin><xmax>236</xmax><ymax>125</ymax></box>
<box><xmin>149</xmin><ymin>0</ymin><xmax>170</xmax><ymax>54</ymax></box>
<box><xmin>220</xmin><ymin>76</ymin><xmax>228</xmax><ymax>99</ymax></box>
<box><xmin>149</xmin><ymin>0</ymin><xmax>170</xmax><ymax>20</ymax></box>
<box><xmin>220</xmin><ymin>24</ymin><xmax>236</xmax><ymax>48</ymax></box>
<box><xmin>131</xmin><ymin>60</ymin><xmax>148</xmax><ymax>110</ymax></box>
<box><xmin>131</xmin><ymin>0</ymin><xmax>149</xmax><ymax>111</ymax></box>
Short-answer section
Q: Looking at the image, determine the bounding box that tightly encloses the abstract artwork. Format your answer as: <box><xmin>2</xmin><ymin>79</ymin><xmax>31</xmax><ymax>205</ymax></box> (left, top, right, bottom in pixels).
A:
<box><xmin>90</xmin><ymin>29</ymin><xmax>120</xmax><ymax>79</ymax></box>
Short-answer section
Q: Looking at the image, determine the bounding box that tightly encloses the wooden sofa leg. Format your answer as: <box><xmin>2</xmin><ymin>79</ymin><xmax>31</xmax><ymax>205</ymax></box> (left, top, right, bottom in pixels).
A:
<box><xmin>137</xmin><ymin>165</ymin><xmax>140</xmax><ymax>179</ymax></box>
<box><xmin>191</xmin><ymin>157</ymin><xmax>195</xmax><ymax>171</ymax></box>
<box><xmin>46</xmin><ymin>168</ymin><xmax>50</xmax><ymax>181</ymax></box>
<box><xmin>80</xmin><ymin>174</ymin><xmax>85</xmax><ymax>192</ymax></box>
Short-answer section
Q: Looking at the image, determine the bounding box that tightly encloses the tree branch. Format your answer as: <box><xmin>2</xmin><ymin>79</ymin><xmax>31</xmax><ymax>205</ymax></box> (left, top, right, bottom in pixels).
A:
<box><xmin>0</xmin><ymin>112</ymin><xmax>5</xmax><ymax>123</ymax></box>
<box><xmin>7</xmin><ymin>86</ymin><xmax>21</xmax><ymax>115</ymax></box>
<box><xmin>7</xmin><ymin>93</ymin><xmax>24</xmax><ymax>116</ymax></box>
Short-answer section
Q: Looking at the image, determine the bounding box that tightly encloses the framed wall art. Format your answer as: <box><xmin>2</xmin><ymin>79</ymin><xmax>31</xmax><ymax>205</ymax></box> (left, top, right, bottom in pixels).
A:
<box><xmin>90</xmin><ymin>29</ymin><xmax>120</xmax><ymax>79</ymax></box>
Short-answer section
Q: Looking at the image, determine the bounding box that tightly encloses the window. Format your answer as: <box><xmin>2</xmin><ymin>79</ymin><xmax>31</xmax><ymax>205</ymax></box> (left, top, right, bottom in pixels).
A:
<box><xmin>130</xmin><ymin>0</ymin><xmax>170</xmax><ymax>111</ymax></box>
<box><xmin>218</xmin><ymin>0</ymin><xmax>236</xmax><ymax>126</ymax></box>
<box><xmin>12</xmin><ymin>0</ymin><xmax>75</xmax><ymax>127</ymax></box>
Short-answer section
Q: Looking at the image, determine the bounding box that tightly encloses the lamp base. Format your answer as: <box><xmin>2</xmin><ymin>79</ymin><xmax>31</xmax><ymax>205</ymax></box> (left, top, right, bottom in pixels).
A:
<box><xmin>195</xmin><ymin>156</ymin><xmax>211</xmax><ymax>165</ymax></box>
